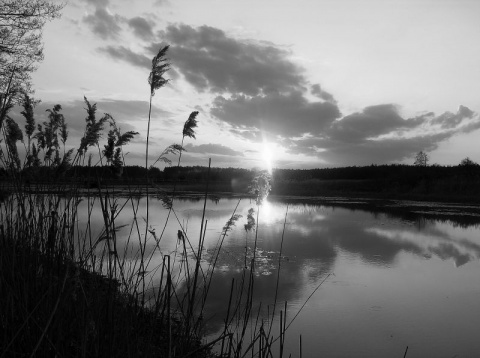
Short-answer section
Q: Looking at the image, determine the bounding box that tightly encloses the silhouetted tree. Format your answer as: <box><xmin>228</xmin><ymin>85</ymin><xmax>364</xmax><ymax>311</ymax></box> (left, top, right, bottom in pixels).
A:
<box><xmin>458</xmin><ymin>157</ymin><xmax>479</xmax><ymax>178</ymax></box>
<box><xmin>459</xmin><ymin>157</ymin><xmax>478</xmax><ymax>167</ymax></box>
<box><xmin>414</xmin><ymin>151</ymin><xmax>429</xmax><ymax>167</ymax></box>
<box><xmin>0</xmin><ymin>0</ymin><xmax>64</xmax><ymax>103</ymax></box>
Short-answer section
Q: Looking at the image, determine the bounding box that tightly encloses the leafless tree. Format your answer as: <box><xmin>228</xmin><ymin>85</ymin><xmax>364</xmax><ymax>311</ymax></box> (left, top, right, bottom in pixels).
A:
<box><xmin>414</xmin><ymin>151</ymin><xmax>429</xmax><ymax>167</ymax></box>
<box><xmin>0</xmin><ymin>0</ymin><xmax>64</xmax><ymax>110</ymax></box>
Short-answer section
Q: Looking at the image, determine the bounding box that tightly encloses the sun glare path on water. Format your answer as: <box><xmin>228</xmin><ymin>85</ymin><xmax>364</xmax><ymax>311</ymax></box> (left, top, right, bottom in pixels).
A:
<box><xmin>259</xmin><ymin>199</ymin><xmax>275</xmax><ymax>224</ymax></box>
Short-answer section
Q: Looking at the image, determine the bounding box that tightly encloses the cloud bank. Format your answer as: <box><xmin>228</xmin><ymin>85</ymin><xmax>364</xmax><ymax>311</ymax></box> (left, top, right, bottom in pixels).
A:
<box><xmin>92</xmin><ymin>20</ymin><xmax>480</xmax><ymax>166</ymax></box>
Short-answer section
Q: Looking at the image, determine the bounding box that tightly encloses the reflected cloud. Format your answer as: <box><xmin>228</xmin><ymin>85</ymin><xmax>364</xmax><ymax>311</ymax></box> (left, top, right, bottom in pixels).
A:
<box><xmin>367</xmin><ymin>225</ymin><xmax>480</xmax><ymax>267</ymax></box>
<box><xmin>332</xmin><ymin>223</ymin><xmax>424</xmax><ymax>266</ymax></box>
<box><xmin>429</xmin><ymin>243</ymin><xmax>471</xmax><ymax>267</ymax></box>
<box><xmin>74</xmin><ymin>196</ymin><xmax>480</xmax><ymax>338</ymax></box>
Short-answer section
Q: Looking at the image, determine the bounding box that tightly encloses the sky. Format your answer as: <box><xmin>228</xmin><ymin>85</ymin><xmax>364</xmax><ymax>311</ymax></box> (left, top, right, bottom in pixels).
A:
<box><xmin>21</xmin><ymin>0</ymin><xmax>480</xmax><ymax>170</ymax></box>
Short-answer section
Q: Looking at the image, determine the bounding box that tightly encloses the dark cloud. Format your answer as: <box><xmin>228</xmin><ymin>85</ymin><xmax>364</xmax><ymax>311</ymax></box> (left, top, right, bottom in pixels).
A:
<box><xmin>431</xmin><ymin>105</ymin><xmax>475</xmax><ymax>129</ymax></box>
<box><xmin>211</xmin><ymin>91</ymin><xmax>341</xmax><ymax>137</ymax></box>
<box><xmin>319</xmin><ymin>133</ymin><xmax>453</xmax><ymax>165</ymax></box>
<box><xmin>98</xmin><ymin>44</ymin><xmax>182</xmax><ymax>80</ymax></box>
<box><xmin>82</xmin><ymin>0</ymin><xmax>155</xmax><ymax>43</ymax></box>
<box><xmin>311</xmin><ymin>84</ymin><xmax>335</xmax><ymax>103</ymax></box>
<box><xmin>328</xmin><ymin>104</ymin><xmax>425</xmax><ymax>143</ymax></box>
<box><xmin>152</xmin><ymin>24</ymin><xmax>307</xmax><ymax>96</ymax></box>
<box><xmin>286</xmin><ymin>106</ymin><xmax>479</xmax><ymax>165</ymax></box>
<box><xmin>128</xmin><ymin>16</ymin><xmax>154</xmax><ymax>41</ymax></box>
<box><xmin>460</xmin><ymin>118</ymin><xmax>480</xmax><ymax>133</ymax></box>
<box><xmin>150</xmin><ymin>24</ymin><xmax>343</xmax><ymax>143</ymax></box>
<box><xmin>458</xmin><ymin>105</ymin><xmax>475</xmax><ymax>118</ymax></box>
<box><xmin>83</xmin><ymin>8</ymin><xmax>124</xmax><ymax>40</ymax></box>
<box><xmin>98</xmin><ymin>46</ymin><xmax>151</xmax><ymax>69</ymax></box>
<box><xmin>184</xmin><ymin>143</ymin><xmax>244</xmax><ymax>157</ymax></box>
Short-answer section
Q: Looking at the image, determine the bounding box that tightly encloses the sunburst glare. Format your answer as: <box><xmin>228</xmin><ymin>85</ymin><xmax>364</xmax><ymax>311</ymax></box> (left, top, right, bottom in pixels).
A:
<box><xmin>262</xmin><ymin>141</ymin><xmax>274</xmax><ymax>174</ymax></box>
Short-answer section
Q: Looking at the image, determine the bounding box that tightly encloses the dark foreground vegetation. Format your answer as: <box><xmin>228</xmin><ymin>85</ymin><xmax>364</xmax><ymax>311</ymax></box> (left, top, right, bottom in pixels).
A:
<box><xmin>1</xmin><ymin>237</ymin><xmax>199</xmax><ymax>357</ymax></box>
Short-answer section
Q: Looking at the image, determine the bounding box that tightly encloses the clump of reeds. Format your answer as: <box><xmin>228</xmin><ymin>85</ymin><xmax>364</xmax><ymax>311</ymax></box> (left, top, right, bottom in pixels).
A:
<box><xmin>0</xmin><ymin>45</ymin><xmax>303</xmax><ymax>358</ymax></box>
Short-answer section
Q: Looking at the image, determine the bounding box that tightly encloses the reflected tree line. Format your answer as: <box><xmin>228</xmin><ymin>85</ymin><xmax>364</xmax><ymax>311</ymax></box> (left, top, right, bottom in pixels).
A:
<box><xmin>192</xmin><ymin>198</ymin><xmax>480</xmax><ymax>335</ymax></box>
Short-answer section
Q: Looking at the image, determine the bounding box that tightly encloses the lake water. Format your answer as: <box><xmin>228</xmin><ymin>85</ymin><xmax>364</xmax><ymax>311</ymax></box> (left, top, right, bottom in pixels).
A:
<box><xmin>81</xmin><ymin>195</ymin><xmax>480</xmax><ymax>357</ymax></box>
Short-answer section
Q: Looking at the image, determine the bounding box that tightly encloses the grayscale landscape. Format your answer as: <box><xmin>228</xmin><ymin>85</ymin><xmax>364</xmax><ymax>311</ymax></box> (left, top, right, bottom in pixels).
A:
<box><xmin>2</xmin><ymin>1</ymin><xmax>480</xmax><ymax>357</ymax></box>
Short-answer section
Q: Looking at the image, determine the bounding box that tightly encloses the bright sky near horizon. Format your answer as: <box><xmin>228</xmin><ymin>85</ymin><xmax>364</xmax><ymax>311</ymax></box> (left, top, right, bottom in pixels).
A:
<box><xmin>24</xmin><ymin>0</ymin><xmax>480</xmax><ymax>170</ymax></box>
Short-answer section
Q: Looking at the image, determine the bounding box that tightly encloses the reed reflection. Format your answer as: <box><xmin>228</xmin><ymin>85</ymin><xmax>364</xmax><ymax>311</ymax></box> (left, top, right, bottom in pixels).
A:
<box><xmin>76</xmin><ymin>196</ymin><xmax>480</xmax><ymax>346</ymax></box>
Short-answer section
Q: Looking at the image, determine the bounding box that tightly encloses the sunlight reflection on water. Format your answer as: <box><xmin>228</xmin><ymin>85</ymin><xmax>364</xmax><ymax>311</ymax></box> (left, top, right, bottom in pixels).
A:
<box><xmin>79</xmin><ymin>196</ymin><xmax>480</xmax><ymax>358</ymax></box>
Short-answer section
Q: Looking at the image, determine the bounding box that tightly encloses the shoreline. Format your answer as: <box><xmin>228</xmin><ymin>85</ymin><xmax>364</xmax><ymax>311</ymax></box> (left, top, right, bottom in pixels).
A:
<box><xmin>3</xmin><ymin>181</ymin><xmax>479</xmax><ymax>225</ymax></box>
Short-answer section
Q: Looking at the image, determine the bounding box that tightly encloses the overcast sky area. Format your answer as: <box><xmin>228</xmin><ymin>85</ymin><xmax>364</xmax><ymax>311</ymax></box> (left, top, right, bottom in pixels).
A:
<box><xmin>21</xmin><ymin>0</ymin><xmax>480</xmax><ymax>170</ymax></box>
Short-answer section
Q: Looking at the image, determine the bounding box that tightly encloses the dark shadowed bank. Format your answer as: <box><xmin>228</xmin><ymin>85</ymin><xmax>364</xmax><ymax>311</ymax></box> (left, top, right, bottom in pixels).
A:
<box><xmin>0</xmin><ymin>239</ymin><xmax>203</xmax><ymax>357</ymax></box>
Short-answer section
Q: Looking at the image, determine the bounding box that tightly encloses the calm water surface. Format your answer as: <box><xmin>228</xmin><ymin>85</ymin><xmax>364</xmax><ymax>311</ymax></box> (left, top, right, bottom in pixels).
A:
<box><xmin>82</xmin><ymin>196</ymin><xmax>480</xmax><ymax>358</ymax></box>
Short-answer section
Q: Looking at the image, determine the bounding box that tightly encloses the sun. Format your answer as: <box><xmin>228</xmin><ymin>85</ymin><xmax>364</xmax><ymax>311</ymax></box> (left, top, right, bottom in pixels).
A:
<box><xmin>262</xmin><ymin>141</ymin><xmax>274</xmax><ymax>174</ymax></box>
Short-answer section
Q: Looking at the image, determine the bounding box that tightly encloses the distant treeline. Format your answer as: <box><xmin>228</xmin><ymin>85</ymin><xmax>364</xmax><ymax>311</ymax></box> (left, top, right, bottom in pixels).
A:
<box><xmin>0</xmin><ymin>165</ymin><xmax>152</xmax><ymax>183</ymax></box>
<box><xmin>160</xmin><ymin>163</ymin><xmax>480</xmax><ymax>201</ymax></box>
<box><xmin>0</xmin><ymin>165</ymin><xmax>255</xmax><ymax>183</ymax></box>
<box><xmin>163</xmin><ymin>163</ymin><xmax>480</xmax><ymax>183</ymax></box>
<box><xmin>272</xmin><ymin>164</ymin><xmax>480</xmax><ymax>201</ymax></box>
<box><xmin>274</xmin><ymin>163</ymin><xmax>480</xmax><ymax>181</ymax></box>
<box><xmin>1</xmin><ymin>163</ymin><xmax>480</xmax><ymax>201</ymax></box>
